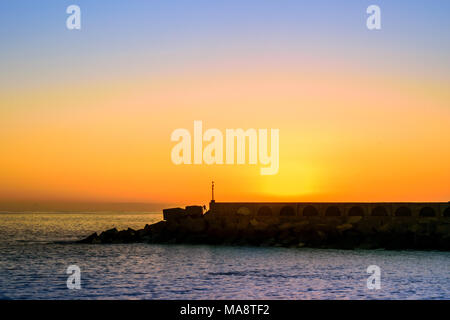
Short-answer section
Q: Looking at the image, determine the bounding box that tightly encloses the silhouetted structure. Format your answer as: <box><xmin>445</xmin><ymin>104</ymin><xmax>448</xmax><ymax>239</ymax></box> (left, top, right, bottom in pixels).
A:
<box><xmin>209</xmin><ymin>201</ymin><xmax>450</xmax><ymax>218</ymax></box>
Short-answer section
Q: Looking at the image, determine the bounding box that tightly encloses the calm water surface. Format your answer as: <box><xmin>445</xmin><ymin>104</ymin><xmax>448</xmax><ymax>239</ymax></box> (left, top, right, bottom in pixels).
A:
<box><xmin>0</xmin><ymin>213</ymin><xmax>449</xmax><ymax>299</ymax></box>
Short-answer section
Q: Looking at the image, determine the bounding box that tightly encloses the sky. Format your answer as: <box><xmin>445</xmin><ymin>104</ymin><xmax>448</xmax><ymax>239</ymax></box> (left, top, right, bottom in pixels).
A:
<box><xmin>0</xmin><ymin>1</ymin><xmax>449</xmax><ymax>208</ymax></box>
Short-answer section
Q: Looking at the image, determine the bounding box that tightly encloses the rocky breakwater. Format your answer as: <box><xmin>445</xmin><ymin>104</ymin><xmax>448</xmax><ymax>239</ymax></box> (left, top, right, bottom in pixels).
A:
<box><xmin>78</xmin><ymin>206</ymin><xmax>450</xmax><ymax>250</ymax></box>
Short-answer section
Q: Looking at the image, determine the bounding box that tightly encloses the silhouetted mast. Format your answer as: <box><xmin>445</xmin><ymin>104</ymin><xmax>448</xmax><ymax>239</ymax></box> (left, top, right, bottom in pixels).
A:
<box><xmin>212</xmin><ymin>181</ymin><xmax>215</xmax><ymax>202</ymax></box>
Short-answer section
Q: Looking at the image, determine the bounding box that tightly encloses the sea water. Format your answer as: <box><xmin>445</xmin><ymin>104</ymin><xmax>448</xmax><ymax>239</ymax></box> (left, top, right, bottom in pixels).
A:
<box><xmin>0</xmin><ymin>213</ymin><xmax>449</xmax><ymax>299</ymax></box>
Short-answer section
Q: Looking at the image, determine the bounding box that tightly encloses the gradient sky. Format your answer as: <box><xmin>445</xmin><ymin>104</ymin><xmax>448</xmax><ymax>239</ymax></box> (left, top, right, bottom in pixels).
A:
<box><xmin>1</xmin><ymin>1</ymin><xmax>449</xmax><ymax>207</ymax></box>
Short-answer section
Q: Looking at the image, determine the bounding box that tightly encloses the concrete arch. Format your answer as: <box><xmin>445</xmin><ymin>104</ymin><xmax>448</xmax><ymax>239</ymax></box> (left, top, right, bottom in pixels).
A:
<box><xmin>348</xmin><ymin>206</ymin><xmax>364</xmax><ymax>216</ymax></box>
<box><xmin>236</xmin><ymin>206</ymin><xmax>251</xmax><ymax>216</ymax></box>
<box><xmin>280</xmin><ymin>206</ymin><xmax>295</xmax><ymax>217</ymax></box>
<box><xmin>372</xmin><ymin>206</ymin><xmax>388</xmax><ymax>216</ymax></box>
<box><xmin>444</xmin><ymin>207</ymin><xmax>450</xmax><ymax>217</ymax></box>
<box><xmin>257</xmin><ymin>206</ymin><xmax>273</xmax><ymax>216</ymax></box>
<box><xmin>395</xmin><ymin>206</ymin><xmax>412</xmax><ymax>217</ymax></box>
<box><xmin>303</xmin><ymin>206</ymin><xmax>319</xmax><ymax>217</ymax></box>
<box><xmin>325</xmin><ymin>206</ymin><xmax>340</xmax><ymax>217</ymax></box>
<box><xmin>419</xmin><ymin>207</ymin><xmax>436</xmax><ymax>217</ymax></box>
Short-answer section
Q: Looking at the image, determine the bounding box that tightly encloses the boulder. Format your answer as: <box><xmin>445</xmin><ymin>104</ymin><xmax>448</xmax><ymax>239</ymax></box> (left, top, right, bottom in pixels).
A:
<box><xmin>143</xmin><ymin>224</ymin><xmax>151</xmax><ymax>233</ymax></box>
<box><xmin>236</xmin><ymin>207</ymin><xmax>252</xmax><ymax>216</ymax></box>
<box><xmin>166</xmin><ymin>218</ymin><xmax>181</xmax><ymax>233</ymax></box>
<box><xmin>278</xmin><ymin>222</ymin><xmax>297</xmax><ymax>231</ymax></box>
<box><xmin>182</xmin><ymin>217</ymin><xmax>206</xmax><ymax>233</ymax></box>
<box><xmin>347</xmin><ymin>216</ymin><xmax>362</xmax><ymax>224</ymax></box>
<box><xmin>185</xmin><ymin>205</ymin><xmax>204</xmax><ymax>218</ymax></box>
<box><xmin>163</xmin><ymin>207</ymin><xmax>185</xmax><ymax>221</ymax></box>
<box><xmin>236</xmin><ymin>218</ymin><xmax>251</xmax><ymax>231</ymax></box>
<box><xmin>436</xmin><ymin>223</ymin><xmax>450</xmax><ymax>235</ymax></box>
<box><xmin>116</xmin><ymin>228</ymin><xmax>137</xmax><ymax>243</ymax></box>
<box><xmin>336</xmin><ymin>224</ymin><xmax>353</xmax><ymax>232</ymax></box>
<box><xmin>203</xmin><ymin>210</ymin><xmax>211</xmax><ymax>218</ymax></box>
<box><xmin>99</xmin><ymin>228</ymin><xmax>119</xmax><ymax>243</ymax></box>
<box><xmin>148</xmin><ymin>221</ymin><xmax>167</xmax><ymax>234</ymax></box>
<box><xmin>292</xmin><ymin>221</ymin><xmax>310</xmax><ymax>233</ymax></box>
<box><xmin>78</xmin><ymin>232</ymin><xmax>100</xmax><ymax>244</ymax></box>
<box><xmin>137</xmin><ymin>228</ymin><xmax>147</xmax><ymax>238</ymax></box>
<box><xmin>297</xmin><ymin>242</ymin><xmax>306</xmax><ymax>248</ymax></box>
<box><xmin>249</xmin><ymin>219</ymin><xmax>270</xmax><ymax>231</ymax></box>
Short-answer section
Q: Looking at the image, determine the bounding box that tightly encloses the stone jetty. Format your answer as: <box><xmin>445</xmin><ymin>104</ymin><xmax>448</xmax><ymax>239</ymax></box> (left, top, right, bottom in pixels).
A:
<box><xmin>78</xmin><ymin>202</ymin><xmax>450</xmax><ymax>250</ymax></box>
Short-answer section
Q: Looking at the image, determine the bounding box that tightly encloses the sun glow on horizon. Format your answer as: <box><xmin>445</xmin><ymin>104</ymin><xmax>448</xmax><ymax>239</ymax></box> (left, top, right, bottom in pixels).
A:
<box><xmin>1</xmin><ymin>1</ymin><xmax>449</xmax><ymax>208</ymax></box>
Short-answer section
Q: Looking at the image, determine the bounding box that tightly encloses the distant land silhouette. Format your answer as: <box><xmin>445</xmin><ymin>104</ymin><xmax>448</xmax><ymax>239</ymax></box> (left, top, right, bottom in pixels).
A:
<box><xmin>0</xmin><ymin>201</ymin><xmax>173</xmax><ymax>213</ymax></box>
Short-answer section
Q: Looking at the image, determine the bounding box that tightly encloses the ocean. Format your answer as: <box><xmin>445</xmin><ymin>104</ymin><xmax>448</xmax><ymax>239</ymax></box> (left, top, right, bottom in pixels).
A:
<box><xmin>0</xmin><ymin>212</ymin><xmax>449</xmax><ymax>299</ymax></box>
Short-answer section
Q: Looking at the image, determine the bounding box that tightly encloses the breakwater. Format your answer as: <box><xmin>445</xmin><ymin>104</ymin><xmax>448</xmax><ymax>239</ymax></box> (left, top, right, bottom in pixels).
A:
<box><xmin>79</xmin><ymin>202</ymin><xmax>450</xmax><ymax>250</ymax></box>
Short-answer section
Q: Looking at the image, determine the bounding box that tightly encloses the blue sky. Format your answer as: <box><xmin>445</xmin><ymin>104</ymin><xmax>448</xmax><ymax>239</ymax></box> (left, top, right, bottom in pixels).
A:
<box><xmin>1</xmin><ymin>0</ymin><xmax>449</xmax><ymax>89</ymax></box>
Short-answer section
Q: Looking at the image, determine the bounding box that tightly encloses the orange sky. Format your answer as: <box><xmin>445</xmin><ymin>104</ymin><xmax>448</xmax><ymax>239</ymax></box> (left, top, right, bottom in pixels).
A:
<box><xmin>1</xmin><ymin>2</ymin><xmax>450</xmax><ymax>208</ymax></box>
<box><xmin>1</xmin><ymin>64</ymin><xmax>449</xmax><ymax>207</ymax></box>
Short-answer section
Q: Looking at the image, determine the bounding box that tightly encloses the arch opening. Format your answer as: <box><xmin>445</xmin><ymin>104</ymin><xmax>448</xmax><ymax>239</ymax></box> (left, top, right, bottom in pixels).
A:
<box><xmin>444</xmin><ymin>207</ymin><xmax>450</xmax><ymax>217</ymax></box>
<box><xmin>280</xmin><ymin>206</ymin><xmax>295</xmax><ymax>217</ymax></box>
<box><xmin>257</xmin><ymin>206</ymin><xmax>273</xmax><ymax>216</ymax></box>
<box><xmin>419</xmin><ymin>207</ymin><xmax>436</xmax><ymax>217</ymax></box>
<box><xmin>325</xmin><ymin>206</ymin><xmax>340</xmax><ymax>217</ymax></box>
<box><xmin>395</xmin><ymin>207</ymin><xmax>412</xmax><ymax>217</ymax></box>
<box><xmin>372</xmin><ymin>206</ymin><xmax>388</xmax><ymax>216</ymax></box>
<box><xmin>303</xmin><ymin>206</ymin><xmax>318</xmax><ymax>217</ymax></box>
<box><xmin>348</xmin><ymin>206</ymin><xmax>364</xmax><ymax>216</ymax></box>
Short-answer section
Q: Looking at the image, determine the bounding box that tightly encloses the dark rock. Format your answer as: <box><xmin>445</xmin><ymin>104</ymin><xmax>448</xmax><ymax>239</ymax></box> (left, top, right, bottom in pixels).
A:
<box><xmin>116</xmin><ymin>228</ymin><xmax>137</xmax><ymax>243</ymax></box>
<box><xmin>163</xmin><ymin>205</ymin><xmax>204</xmax><ymax>222</ymax></box>
<box><xmin>181</xmin><ymin>217</ymin><xmax>206</xmax><ymax>233</ymax></box>
<box><xmin>163</xmin><ymin>207</ymin><xmax>185</xmax><ymax>221</ymax></box>
<box><xmin>99</xmin><ymin>228</ymin><xmax>119</xmax><ymax>243</ymax></box>
<box><xmin>78</xmin><ymin>232</ymin><xmax>100</xmax><ymax>244</ymax></box>
<box><xmin>148</xmin><ymin>221</ymin><xmax>167</xmax><ymax>234</ymax></box>
<box><xmin>185</xmin><ymin>205</ymin><xmax>203</xmax><ymax>218</ymax></box>
<box><xmin>203</xmin><ymin>210</ymin><xmax>211</xmax><ymax>218</ymax></box>
<box><xmin>137</xmin><ymin>228</ymin><xmax>148</xmax><ymax>239</ymax></box>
